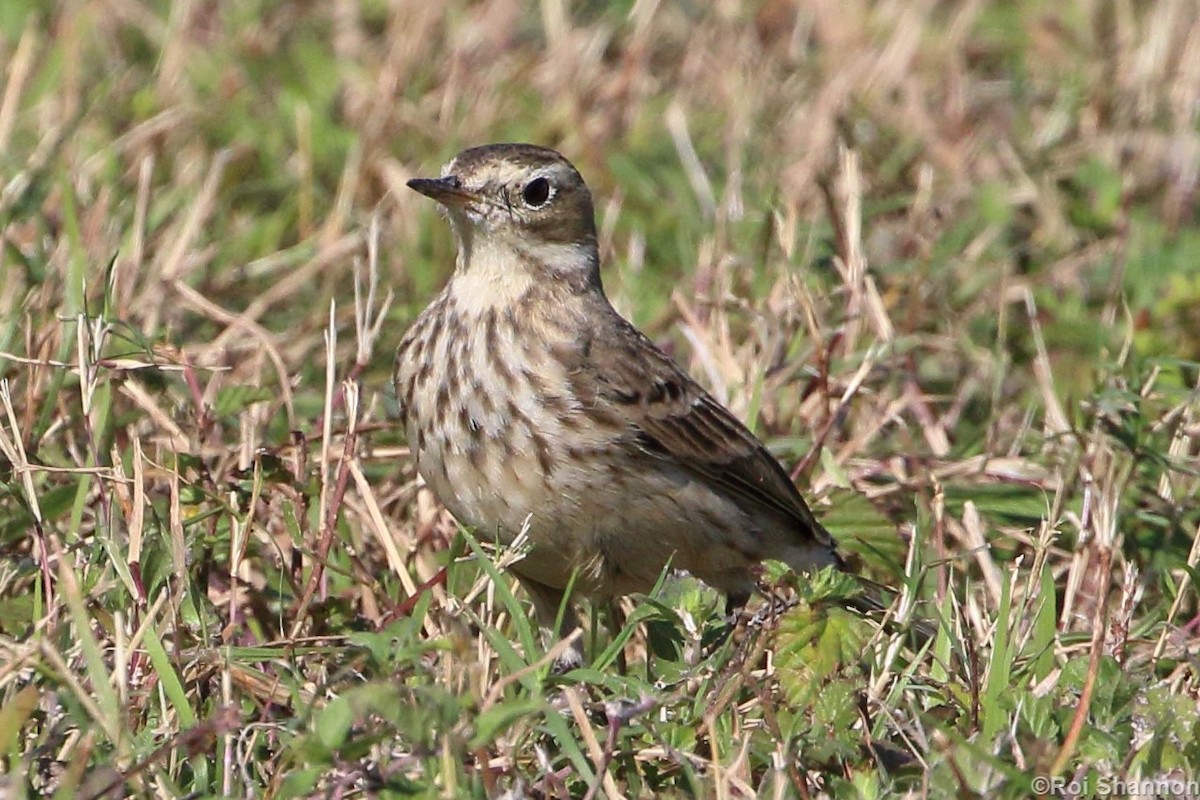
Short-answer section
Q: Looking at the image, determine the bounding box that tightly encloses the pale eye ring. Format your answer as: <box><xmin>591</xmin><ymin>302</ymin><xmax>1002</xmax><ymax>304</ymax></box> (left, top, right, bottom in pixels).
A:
<box><xmin>521</xmin><ymin>177</ymin><xmax>553</xmax><ymax>208</ymax></box>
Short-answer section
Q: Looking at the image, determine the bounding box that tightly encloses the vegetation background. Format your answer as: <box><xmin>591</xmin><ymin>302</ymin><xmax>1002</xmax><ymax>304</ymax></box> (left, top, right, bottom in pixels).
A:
<box><xmin>1</xmin><ymin>0</ymin><xmax>1199</xmax><ymax>797</ymax></box>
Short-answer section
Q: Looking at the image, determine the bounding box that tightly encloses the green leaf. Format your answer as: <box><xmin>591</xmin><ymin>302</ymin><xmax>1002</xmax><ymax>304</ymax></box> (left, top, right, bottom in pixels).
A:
<box><xmin>0</xmin><ymin>685</ymin><xmax>38</xmax><ymax>755</ymax></box>
<box><xmin>316</xmin><ymin>696</ymin><xmax>353</xmax><ymax>751</ymax></box>
<box><xmin>213</xmin><ymin>385</ymin><xmax>276</xmax><ymax>418</ymax></box>
<box><xmin>277</xmin><ymin>767</ymin><xmax>324</xmax><ymax>798</ymax></box>
<box><xmin>1026</xmin><ymin>560</ymin><xmax>1058</xmax><ymax>681</ymax></box>
<box><xmin>776</xmin><ymin>604</ymin><xmax>869</xmax><ymax>708</ymax></box>
<box><xmin>143</xmin><ymin>623</ymin><xmax>195</xmax><ymax>726</ymax></box>
<box><xmin>468</xmin><ymin>699</ymin><xmax>543</xmax><ymax>749</ymax></box>
<box><xmin>981</xmin><ymin>572</ymin><xmax>1014</xmax><ymax>743</ymax></box>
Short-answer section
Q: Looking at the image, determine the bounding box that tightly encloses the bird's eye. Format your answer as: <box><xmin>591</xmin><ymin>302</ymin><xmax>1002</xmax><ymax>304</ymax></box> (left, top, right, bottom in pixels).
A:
<box><xmin>521</xmin><ymin>177</ymin><xmax>553</xmax><ymax>208</ymax></box>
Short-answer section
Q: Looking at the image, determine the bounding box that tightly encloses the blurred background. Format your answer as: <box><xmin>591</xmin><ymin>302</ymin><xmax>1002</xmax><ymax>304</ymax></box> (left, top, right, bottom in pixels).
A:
<box><xmin>1</xmin><ymin>1</ymin><xmax>1199</xmax><ymax>796</ymax></box>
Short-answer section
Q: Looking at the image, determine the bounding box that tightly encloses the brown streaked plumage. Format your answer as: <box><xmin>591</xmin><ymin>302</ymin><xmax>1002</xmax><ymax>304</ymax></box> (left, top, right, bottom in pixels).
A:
<box><xmin>396</xmin><ymin>143</ymin><xmax>846</xmax><ymax>664</ymax></box>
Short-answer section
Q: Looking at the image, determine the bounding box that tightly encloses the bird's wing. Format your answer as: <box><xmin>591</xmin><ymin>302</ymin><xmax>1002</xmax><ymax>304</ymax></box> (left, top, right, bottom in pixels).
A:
<box><xmin>569</xmin><ymin>314</ymin><xmax>837</xmax><ymax>553</ymax></box>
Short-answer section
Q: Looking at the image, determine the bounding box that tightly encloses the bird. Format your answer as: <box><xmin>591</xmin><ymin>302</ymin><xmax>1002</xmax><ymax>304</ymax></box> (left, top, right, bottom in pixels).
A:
<box><xmin>395</xmin><ymin>143</ymin><xmax>851</xmax><ymax>665</ymax></box>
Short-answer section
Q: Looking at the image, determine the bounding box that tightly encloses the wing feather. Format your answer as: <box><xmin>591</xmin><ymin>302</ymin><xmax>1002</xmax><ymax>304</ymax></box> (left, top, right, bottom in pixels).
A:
<box><xmin>570</xmin><ymin>314</ymin><xmax>836</xmax><ymax>553</ymax></box>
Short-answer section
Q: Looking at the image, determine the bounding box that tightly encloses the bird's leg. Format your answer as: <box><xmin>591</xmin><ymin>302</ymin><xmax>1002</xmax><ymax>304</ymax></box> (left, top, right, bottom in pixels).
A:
<box><xmin>521</xmin><ymin>578</ymin><xmax>584</xmax><ymax>673</ymax></box>
<box><xmin>694</xmin><ymin>591</ymin><xmax>750</xmax><ymax>659</ymax></box>
<box><xmin>724</xmin><ymin>591</ymin><xmax>750</xmax><ymax>624</ymax></box>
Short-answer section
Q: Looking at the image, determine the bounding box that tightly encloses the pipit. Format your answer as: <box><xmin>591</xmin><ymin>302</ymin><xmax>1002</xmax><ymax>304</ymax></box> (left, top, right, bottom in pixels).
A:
<box><xmin>396</xmin><ymin>143</ymin><xmax>849</xmax><ymax>662</ymax></box>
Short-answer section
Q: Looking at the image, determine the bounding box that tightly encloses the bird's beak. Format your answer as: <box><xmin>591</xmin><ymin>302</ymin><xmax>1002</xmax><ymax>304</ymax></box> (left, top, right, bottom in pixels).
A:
<box><xmin>406</xmin><ymin>175</ymin><xmax>478</xmax><ymax>207</ymax></box>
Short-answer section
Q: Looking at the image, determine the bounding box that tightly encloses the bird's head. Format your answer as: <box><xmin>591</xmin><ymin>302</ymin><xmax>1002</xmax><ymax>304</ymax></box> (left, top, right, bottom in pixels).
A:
<box><xmin>407</xmin><ymin>143</ymin><xmax>601</xmax><ymax>293</ymax></box>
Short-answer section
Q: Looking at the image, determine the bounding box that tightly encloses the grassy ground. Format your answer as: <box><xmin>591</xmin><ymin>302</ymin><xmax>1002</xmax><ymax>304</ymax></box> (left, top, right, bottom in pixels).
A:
<box><xmin>2</xmin><ymin>0</ymin><xmax>1199</xmax><ymax>797</ymax></box>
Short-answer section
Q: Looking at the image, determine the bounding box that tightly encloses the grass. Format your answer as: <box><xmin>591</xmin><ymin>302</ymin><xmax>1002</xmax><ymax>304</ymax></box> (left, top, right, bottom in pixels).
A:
<box><xmin>2</xmin><ymin>0</ymin><xmax>1200</xmax><ymax>797</ymax></box>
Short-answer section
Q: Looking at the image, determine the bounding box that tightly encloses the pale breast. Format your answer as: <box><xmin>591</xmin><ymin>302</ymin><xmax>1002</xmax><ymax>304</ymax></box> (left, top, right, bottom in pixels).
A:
<box><xmin>395</xmin><ymin>288</ymin><xmax>605</xmax><ymax>548</ymax></box>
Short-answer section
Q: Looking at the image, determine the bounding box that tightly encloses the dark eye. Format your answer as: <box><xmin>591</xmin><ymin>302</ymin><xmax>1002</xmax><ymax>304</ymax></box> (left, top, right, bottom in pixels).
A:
<box><xmin>522</xmin><ymin>177</ymin><xmax>552</xmax><ymax>208</ymax></box>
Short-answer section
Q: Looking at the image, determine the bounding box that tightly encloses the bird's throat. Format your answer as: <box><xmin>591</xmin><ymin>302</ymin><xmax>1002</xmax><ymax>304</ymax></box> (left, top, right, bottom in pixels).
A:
<box><xmin>448</xmin><ymin>237</ymin><xmax>538</xmax><ymax>317</ymax></box>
